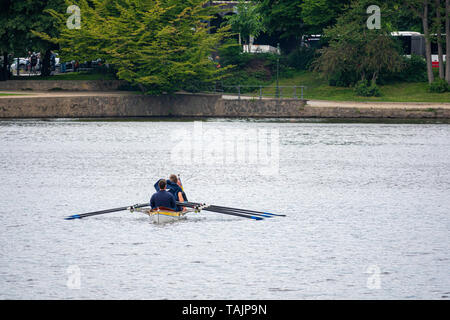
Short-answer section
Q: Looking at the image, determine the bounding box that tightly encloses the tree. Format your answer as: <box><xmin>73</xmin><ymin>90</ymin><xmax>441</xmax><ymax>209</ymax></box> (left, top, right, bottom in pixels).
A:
<box><xmin>301</xmin><ymin>0</ymin><xmax>351</xmax><ymax>34</ymax></box>
<box><xmin>0</xmin><ymin>0</ymin><xmax>64</xmax><ymax>79</ymax></box>
<box><xmin>389</xmin><ymin>3</ymin><xmax>422</xmax><ymax>32</ymax></box>
<box><xmin>313</xmin><ymin>0</ymin><xmax>403</xmax><ymax>86</ymax></box>
<box><xmin>224</xmin><ymin>0</ymin><xmax>266</xmax><ymax>45</ymax></box>
<box><xmin>256</xmin><ymin>0</ymin><xmax>304</xmax><ymax>50</ymax></box>
<box><xmin>433</xmin><ymin>0</ymin><xmax>445</xmax><ymax>79</ymax></box>
<box><xmin>406</xmin><ymin>0</ymin><xmax>435</xmax><ymax>84</ymax></box>
<box><xmin>36</xmin><ymin>0</ymin><xmax>232</xmax><ymax>94</ymax></box>
<box><xmin>446</xmin><ymin>0</ymin><xmax>450</xmax><ymax>83</ymax></box>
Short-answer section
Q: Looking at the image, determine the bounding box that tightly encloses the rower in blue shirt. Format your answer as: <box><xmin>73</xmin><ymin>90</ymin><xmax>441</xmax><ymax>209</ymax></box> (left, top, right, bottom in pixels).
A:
<box><xmin>150</xmin><ymin>179</ymin><xmax>176</xmax><ymax>210</ymax></box>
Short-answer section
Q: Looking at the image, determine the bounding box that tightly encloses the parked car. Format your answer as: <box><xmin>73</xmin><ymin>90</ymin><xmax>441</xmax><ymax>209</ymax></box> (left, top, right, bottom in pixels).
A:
<box><xmin>10</xmin><ymin>58</ymin><xmax>28</xmax><ymax>72</ymax></box>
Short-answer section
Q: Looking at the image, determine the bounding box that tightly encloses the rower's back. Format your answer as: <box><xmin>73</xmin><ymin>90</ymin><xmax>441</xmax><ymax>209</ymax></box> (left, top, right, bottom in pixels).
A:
<box><xmin>150</xmin><ymin>179</ymin><xmax>176</xmax><ymax>210</ymax></box>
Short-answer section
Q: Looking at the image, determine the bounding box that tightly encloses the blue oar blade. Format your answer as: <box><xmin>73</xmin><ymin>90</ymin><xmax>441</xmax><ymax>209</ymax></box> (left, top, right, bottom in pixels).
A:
<box><xmin>251</xmin><ymin>216</ymin><xmax>264</xmax><ymax>220</ymax></box>
<box><xmin>65</xmin><ymin>214</ymin><xmax>81</xmax><ymax>220</ymax></box>
<box><xmin>264</xmin><ymin>212</ymin><xmax>286</xmax><ymax>217</ymax></box>
<box><xmin>263</xmin><ymin>212</ymin><xmax>277</xmax><ymax>216</ymax></box>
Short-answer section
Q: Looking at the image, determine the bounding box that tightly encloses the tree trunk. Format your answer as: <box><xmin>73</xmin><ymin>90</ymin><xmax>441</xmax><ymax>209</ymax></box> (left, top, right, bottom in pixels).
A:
<box><xmin>446</xmin><ymin>0</ymin><xmax>450</xmax><ymax>83</ymax></box>
<box><xmin>371</xmin><ymin>71</ymin><xmax>378</xmax><ymax>85</ymax></box>
<box><xmin>423</xmin><ymin>1</ymin><xmax>435</xmax><ymax>83</ymax></box>
<box><xmin>137</xmin><ymin>83</ymin><xmax>146</xmax><ymax>93</ymax></box>
<box><xmin>0</xmin><ymin>52</ymin><xmax>8</xmax><ymax>81</ymax></box>
<box><xmin>435</xmin><ymin>0</ymin><xmax>445</xmax><ymax>78</ymax></box>
<box><xmin>40</xmin><ymin>49</ymin><xmax>52</xmax><ymax>77</ymax></box>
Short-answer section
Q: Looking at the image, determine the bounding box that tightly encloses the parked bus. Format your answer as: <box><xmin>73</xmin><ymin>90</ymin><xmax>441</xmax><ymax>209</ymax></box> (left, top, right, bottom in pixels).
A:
<box><xmin>392</xmin><ymin>31</ymin><xmax>446</xmax><ymax>68</ymax></box>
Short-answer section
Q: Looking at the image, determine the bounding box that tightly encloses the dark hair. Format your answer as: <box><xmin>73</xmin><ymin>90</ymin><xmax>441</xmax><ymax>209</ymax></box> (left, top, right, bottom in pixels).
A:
<box><xmin>158</xmin><ymin>179</ymin><xmax>166</xmax><ymax>190</ymax></box>
<box><xmin>169</xmin><ymin>174</ymin><xmax>177</xmax><ymax>183</ymax></box>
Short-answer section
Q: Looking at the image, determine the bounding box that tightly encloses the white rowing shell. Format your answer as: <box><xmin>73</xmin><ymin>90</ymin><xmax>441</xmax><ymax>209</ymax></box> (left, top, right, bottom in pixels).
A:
<box><xmin>132</xmin><ymin>207</ymin><xmax>193</xmax><ymax>224</ymax></box>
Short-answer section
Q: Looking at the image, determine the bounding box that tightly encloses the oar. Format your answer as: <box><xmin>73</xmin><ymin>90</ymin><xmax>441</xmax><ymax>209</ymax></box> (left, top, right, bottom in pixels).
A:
<box><xmin>65</xmin><ymin>203</ymin><xmax>149</xmax><ymax>220</ymax></box>
<box><xmin>178</xmin><ymin>201</ymin><xmax>285</xmax><ymax>217</ymax></box>
<box><xmin>207</xmin><ymin>206</ymin><xmax>274</xmax><ymax>218</ymax></box>
<box><xmin>201</xmin><ymin>206</ymin><xmax>264</xmax><ymax>220</ymax></box>
<box><xmin>208</xmin><ymin>204</ymin><xmax>285</xmax><ymax>217</ymax></box>
<box><xmin>177</xmin><ymin>202</ymin><xmax>266</xmax><ymax>220</ymax></box>
<box><xmin>179</xmin><ymin>202</ymin><xmax>264</xmax><ymax>220</ymax></box>
<box><xmin>181</xmin><ymin>202</ymin><xmax>272</xmax><ymax>218</ymax></box>
<box><xmin>178</xmin><ymin>202</ymin><xmax>270</xmax><ymax>218</ymax></box>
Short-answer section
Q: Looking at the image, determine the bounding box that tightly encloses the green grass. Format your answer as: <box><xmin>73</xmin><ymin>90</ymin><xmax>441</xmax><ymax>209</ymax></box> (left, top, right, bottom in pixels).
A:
<box><xmin>11</xmin><ymin>72</ymin><xmax>116</xmax><ymax>81</ymax></box>
<box><xmin>0</xmin><ymin>93</ymin><xmax>26</xmax><ymax>96</ymax></box>
<box><xmin>260</xmin><ymin>71</ymin><xmax>450</xmax><ymax>103</ymax></box>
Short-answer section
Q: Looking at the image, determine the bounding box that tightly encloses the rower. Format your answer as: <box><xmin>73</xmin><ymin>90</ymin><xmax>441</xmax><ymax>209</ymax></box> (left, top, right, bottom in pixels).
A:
<box><xmin>150</xmin><ymin>179</ymin><xmax>176</xmax><ymax>211</ymax></box>
<box><xmin>169</xmin><ymin>174</ymin><xmax>188</xmax><ymax>203</ymax></box>
<box><xmin>168</xmin><ymin>174</ymin><xmax>188</xmax><ymax>211</ymax></box>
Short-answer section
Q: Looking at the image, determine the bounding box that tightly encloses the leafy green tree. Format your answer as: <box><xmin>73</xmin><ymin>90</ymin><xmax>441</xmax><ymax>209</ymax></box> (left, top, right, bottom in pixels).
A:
<box><xmin>256</xmin><ymin>0</ymin><xmax>304</xmax><ymax>50</ymax></box>
<box><xmin>301</xmin><ymin>0</ymin><xmax>351</xmax><ymax>34</ymax></box>
<box><xmin>36</xmin><ymin>0</ymin><xmax>232</xmax><ymax>94</ymax></box>
<box><xmin>446</xmin><ymin>0</ymin><xmax>450</xmax><ymax>84</ymax></box>
<box><xmin>405</xmin><ymin>0</ymin><xmax>450</xmax><ymax>84</ymax></box>
<box><xmin>224</xmin><ymin>0</ymin><xmax>266</xmax><ymax>45</ymax></box>
<box><xmin>0</xmin><ymin>0</ymin><xmax>64</xmax><ymax>79</ymax></box>
<box><xmin>313</xmin><ymin>0</ymin><xmax>403</xmax><ymax>86</ymax></box>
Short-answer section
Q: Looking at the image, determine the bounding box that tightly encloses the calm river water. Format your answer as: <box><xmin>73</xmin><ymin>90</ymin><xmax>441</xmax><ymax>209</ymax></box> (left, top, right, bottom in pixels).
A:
<box><xmin>0</xmin><ymin>118</ymin><xmax>449</xmax><ymax>299</ymax></box>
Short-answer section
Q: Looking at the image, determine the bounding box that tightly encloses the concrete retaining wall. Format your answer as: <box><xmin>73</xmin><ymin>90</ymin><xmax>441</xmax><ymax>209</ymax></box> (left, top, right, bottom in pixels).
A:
<box><xmin>1</xmin><ymin>92</ymin><xmax>449</xmax><ymax>119</ymax></box>
<box><xmin>0</xmin><ymin>93</ymin><xmax>307</xmax><ymax>118</ymax></box>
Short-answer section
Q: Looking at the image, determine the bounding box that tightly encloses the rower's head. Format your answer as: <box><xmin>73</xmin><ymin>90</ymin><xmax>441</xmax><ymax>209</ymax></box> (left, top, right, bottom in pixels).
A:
<box><xmin>158</xmin><ymin>179</ymin><xmax>166</xmax><ymax>190</ymax></box>
<box><xmin>169</xmin><ymin>174</ymin><xmax>178</xmax><ymax>184</ymax></box>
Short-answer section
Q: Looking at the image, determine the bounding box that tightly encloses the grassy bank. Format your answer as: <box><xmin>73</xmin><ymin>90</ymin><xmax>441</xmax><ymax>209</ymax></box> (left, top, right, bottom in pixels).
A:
<box><xmin>265</xmin><ymin>71</ymin><xmax>450</xmax><ymax>103</ymax></box>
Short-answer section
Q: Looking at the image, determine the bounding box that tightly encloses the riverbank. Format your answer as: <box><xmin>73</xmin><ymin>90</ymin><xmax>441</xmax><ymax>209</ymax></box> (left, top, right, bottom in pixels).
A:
<box><xmin>1</xmin><ymin>90</ymin><xmax>450</xmax><ymax>119</ymax></box>
<box><xmin>268</xmin><ymin>71</ymin><xmax>450</xmax><ymax>103</ymax></box>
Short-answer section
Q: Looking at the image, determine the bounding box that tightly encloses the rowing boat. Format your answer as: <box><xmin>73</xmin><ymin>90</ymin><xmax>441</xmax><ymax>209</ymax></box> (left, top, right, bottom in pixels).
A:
<box><xmin>130</xmin><ymin>206</ymin><xmax>195</xmax><ymax>224</ymax></box>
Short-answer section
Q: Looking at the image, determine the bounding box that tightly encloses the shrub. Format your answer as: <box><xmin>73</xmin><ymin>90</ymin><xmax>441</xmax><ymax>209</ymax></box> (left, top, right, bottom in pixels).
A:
<box><xmin>284</xmin><ymin>47</ymin><xmax>316</xmax><ymax>71</ymax></box>
<box><xmin>214</xmin><ymin>38</ymin><xmax>285</xmax><ymax>93</ymax></box>
<box><xmin>428</xmin><ymin>78</ymin><xmax>449</xmax><ymax>93</ymax></box>
<box><xmin>400</xmin><ymin>54</ymin><xmax>428</xmax><ymax>82</ymax></box>
<box><xmin>354</xmin><ymin>80</ymin><xmax>381</xmax><ymax>97</ymax></box>
<box><xmin>379</xmin><ymin>54</ymin><xmax>427</xmax><ymax>84</ymax></box>
<box><xmin>328</xmin><ymin>70</ymin><xmax>360</xmax><ymax>87</ymax></box>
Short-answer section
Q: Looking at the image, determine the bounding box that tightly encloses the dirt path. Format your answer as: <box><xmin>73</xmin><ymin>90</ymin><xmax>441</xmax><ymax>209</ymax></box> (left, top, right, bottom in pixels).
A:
<box><xmin>307</xmin><ymin>99</ymin><xmax>450</xmax><ymax>109</ymax></box>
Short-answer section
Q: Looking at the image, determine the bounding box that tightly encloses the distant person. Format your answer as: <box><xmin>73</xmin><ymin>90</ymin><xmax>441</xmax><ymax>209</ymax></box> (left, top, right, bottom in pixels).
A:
<box><xmin>50</xmin><ymin>51</ymin><xmax>56</xmax><ymax>72</ymax></box>
<box><xmin>26</xmin><ymin>51</ymin><xmax>32</xmax><ymax>72</ymax></box>
<box><xmin>150</xmin><ymin>179</ymin><xmax>176</xmax><ymax>210</ymax></box>
<box><xmin>30</xmin><ymin>52</ymin><xmax>37</xmax><ymax>74</ymax></box>
<box><xmin>37</xmin><ymin>52</ymin><xmax>42</xmax><ymax>72</ymax></box>
<box><xmin>215</xmin><ymin>55</ymin><xmax>221</xmax><ymax>68</ymax></box>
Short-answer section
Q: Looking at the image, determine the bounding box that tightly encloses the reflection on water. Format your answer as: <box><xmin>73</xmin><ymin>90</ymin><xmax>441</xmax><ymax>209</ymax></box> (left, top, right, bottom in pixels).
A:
<box><xmin>0</xmin><ymin>119</ymin><xmax>449</xmax><ymax>299</ymax></box>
